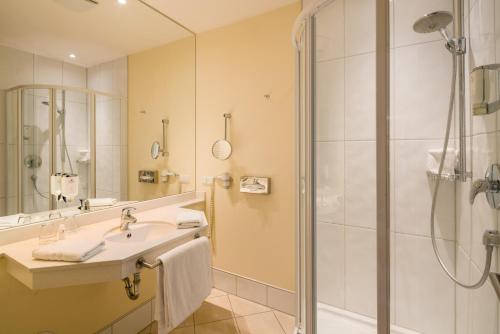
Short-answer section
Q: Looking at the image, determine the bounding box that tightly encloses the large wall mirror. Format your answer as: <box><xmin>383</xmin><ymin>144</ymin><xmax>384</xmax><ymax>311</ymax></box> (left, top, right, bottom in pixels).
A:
<box><xmin>0</xmin><ymin>0</ymin><xmax>196</xmax><ymax>229</ymax></box>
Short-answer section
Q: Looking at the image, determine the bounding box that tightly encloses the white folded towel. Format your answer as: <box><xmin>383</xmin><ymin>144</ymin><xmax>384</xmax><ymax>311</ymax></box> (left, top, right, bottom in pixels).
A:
<box><xmin>155</xmin><ymin>237</ymin><xmax>212</xmax><ymax>333</ymax></box>
<box><xmin>427</xmin><ymin>148</ymin><xmax>457</xmax><ymax>175</ymax></box>
<box><xmin>176</xmin><ymin>211</ymin><xmax>203</xmax><ymax>229</ymax></box>
<box><xmin>87</xmin><ymin>198</ymin><xmax>117</xmax><ymax>207</ymax></box>
<box><xmin>32</xmin><ymin>238</ymin><xmax>105</xmax><ymax>262</ymax></box>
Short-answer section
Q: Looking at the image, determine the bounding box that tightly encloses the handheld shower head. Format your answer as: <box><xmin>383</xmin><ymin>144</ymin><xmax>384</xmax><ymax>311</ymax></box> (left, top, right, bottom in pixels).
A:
<box><xmin>413</xmin><ymin>11</ymin><xmax>453</xmax><ymax>42</ymax></box>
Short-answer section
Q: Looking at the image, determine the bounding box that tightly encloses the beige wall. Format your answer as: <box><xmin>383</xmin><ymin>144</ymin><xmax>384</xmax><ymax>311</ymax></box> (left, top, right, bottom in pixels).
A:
<box><xmin>0</xmin><ymin>259</ymin><xmax>156</xmax><ymax>334</ymax></box>
<box><xmin>128</xmin><ymin>37</ymin><xmax>196</xmax><ymax>201</ymax></box>
<box><xmin>196</xmin><ymin>2</ymin><xmax>299</xmax><ymax>291</ymax></box>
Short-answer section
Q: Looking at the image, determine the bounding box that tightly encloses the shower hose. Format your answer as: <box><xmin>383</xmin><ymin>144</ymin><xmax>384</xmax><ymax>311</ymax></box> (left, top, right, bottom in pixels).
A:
<box><xmin>431</xmin><ymin>54</ymin><xmax>493</xmax><ymax>289</ymax></box>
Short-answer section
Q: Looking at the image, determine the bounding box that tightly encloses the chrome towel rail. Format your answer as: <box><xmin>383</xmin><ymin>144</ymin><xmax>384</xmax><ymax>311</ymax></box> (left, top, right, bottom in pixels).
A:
<box><xmin>135</xmin><ymin>233</ymin><xmax>201</xmax><ymax>270</ymax></box>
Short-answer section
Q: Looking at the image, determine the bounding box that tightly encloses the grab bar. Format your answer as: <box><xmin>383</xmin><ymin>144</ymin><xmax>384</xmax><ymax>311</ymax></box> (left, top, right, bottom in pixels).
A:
<box><xmin>135</xmin><ymin>232</ymin><xmax>201</xmax><ymax>270</ymax></box>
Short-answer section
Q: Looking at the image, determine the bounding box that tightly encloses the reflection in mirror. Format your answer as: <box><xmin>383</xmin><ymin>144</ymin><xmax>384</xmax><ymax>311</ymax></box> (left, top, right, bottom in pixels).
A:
<box><xmin>151</xmin><ymin>141</ymin><xmax>161</xmax><ymax>160</ymax></box>
<box><xmin>0</xmin><ymin>0</ymin><xmax>196</xmax><ymax>229</ymax></box>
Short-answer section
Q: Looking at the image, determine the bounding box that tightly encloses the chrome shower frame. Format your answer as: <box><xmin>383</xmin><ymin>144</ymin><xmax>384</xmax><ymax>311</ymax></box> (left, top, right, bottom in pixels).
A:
<box><xmin>293</xmin><ymin>0</ymin><xmax>391</xmax><ymax>333</ymax></box>
<box><xmin>5</xmin><ymin>84</ymin><xmax>123</xmax><ymax>213</ymax></box>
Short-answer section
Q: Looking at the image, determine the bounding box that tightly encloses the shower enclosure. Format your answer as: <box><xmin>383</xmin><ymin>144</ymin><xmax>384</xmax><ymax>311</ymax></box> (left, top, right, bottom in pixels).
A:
<box><xmin>5</xmin><ymin>85</ymin><xmax>126</xmax><ymax>216</ymax></box>
<box><xmin>295</xmin><ymin>0</ymin><xmax>500</xmax><ymax>333</ymax></box>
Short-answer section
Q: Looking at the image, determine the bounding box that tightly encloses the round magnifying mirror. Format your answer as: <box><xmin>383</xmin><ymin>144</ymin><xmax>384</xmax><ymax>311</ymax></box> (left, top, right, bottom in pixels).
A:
<box><xmin>212</xmin><ymin>139</ymin><xmax>232</xmax><ymax>160</ymax></box>
<box><xmin>151</xmin><ymin>141</ymin><xmax>161</xmax><ymax>160</ymax></box>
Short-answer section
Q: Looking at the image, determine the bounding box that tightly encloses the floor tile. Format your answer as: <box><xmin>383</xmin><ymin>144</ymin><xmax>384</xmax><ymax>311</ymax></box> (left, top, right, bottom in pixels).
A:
<box><xmin>236</xmin><ymin>312</ymin><xmax>285</xmax><ymax>334</ymax></box>
<box><xmin>195</xmin><ymin>319</ymin><xmax>239</xmax><ymax>334</ymax></box>
<box><xmin>229</xmin><ymin>295</ymin><xmax>270</xmax><ymax>317</ymax></box>
<box><xmin>178</xmin><ymin>315</ymin><xmax>194</xmax><ymax>328</ymax></box>
<box><xmin>274</xmin><ymin>311</ymin><xmax>295</xmax><ymax>334</ymax></box>
<box><xmin>194</xmin><ymin>295</ymin><xmax>233</xmax><ymax>325</ymax></box>
<box><xmin>170</xmin><ymin>326</ymin><xmax>194</xmax><ymax>334</ymax></box>
<box><xmin>207</xmin><ymin>288</ymin><xmax>227</xmax><ymax>298</ymax></box>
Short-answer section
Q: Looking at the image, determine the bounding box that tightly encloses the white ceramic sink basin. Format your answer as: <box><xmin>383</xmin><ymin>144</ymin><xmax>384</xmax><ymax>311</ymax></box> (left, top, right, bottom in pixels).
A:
<box><xmin>104</xmin><ymin>222</ymin><xmax>174</xmax><ymax>243</ymax></box>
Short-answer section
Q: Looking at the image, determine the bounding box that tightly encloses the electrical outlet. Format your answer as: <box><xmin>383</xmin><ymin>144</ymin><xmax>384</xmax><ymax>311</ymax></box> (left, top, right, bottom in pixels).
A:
<box><xmin>202</xmin><ymin>176</ymin><xmax>214</xmax><ymax>185</ymax></box>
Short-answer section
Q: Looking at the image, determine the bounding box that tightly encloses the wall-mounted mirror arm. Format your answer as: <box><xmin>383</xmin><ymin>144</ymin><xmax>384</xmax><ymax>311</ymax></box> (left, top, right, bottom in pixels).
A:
<box><xmin>151</xmin><ymin>118</ymin><xmax>169</xmax><ymax>160</ymax></box>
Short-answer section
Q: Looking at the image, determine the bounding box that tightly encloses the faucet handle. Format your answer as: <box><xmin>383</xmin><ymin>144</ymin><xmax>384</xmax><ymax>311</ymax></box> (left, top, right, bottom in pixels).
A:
<box><xmin>470</xmin><ymin>164</ymin><xmax>500</xmax><ymax>208</ymax></box>
<box><xmin>122</xmin><ymin>207</ymin><xmax>137</xmax><ymax>217</ymax></box>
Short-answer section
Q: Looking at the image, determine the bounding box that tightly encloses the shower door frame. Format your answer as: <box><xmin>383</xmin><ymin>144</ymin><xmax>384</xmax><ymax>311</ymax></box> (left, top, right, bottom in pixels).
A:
<box><xmin>296</xmin><ymin>0</ymin><xmax>391</xmax><ymax>333</ymax></box>
<box><xmin>6</xmin><ymin>84</ymin><xmax>122</xmax><ymax>213</ymax></box>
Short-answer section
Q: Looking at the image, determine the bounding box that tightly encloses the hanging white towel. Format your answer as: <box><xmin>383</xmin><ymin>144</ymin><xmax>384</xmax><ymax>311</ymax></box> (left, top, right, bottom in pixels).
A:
<box><xmin>32</xmin><ymin>238</ymin><xmax>105</xmax><ymax>262</ymax></box>
<box><xmin>175</xmin><ymin>211</ymin><xmax>204</xmax><ymax>229</ymax></box>
<box><xmin>155</xmin><ymin>237</ymin><xmax>212</xmax><ymax>333</ymax></box>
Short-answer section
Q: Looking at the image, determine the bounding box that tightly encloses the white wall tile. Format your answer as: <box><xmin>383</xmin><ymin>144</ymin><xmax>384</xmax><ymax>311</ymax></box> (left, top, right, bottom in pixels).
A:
<box><xmin>315</xmin><ymin>59</ymin><xmax>344</xmax><ymax>141</ymax></box>
<box><xmin>345</xmin><ymin>52</ymin><xmax>375</xmax><ymax>140</ymax></box>
<box><xmin>345</xmin><ymin>0</ymin><xmax>376</xmax><ymax>56</ymax></box>
<box><xmin>317</xmin><ymin>222</ymin><xmax>345</xmax><ymax>308</ymax></box>
<box><xmin>394</xmin><ymin>140</ymin><xmax>455</xmax><ymax>240</ymax></box>
<box><xmin>345</xmin><ymin>141</ymin><xmax>376</xmax><ymax>228</ymax></box>
<box><xmin>34</xmin><ymin>55</ymin><xmax>63</xmax><ymax>85</ymax></box>
<box><xmin>62</xmin><ymin>62</ymin><xmax>87</xmax><ymax>88</ymax></box>
<box><xmin>468</xmin><ymin>263</ymin><xmax>499</xmax><ymax>334</ymax></box>
<box><xmin>213</xmin><ymin>268</ymin><xmax>237</xmax><ymax>295</ymax></box>
<box><xmin>267</xmin><ymin>286</ymin><xmax>295</xmax><ymax>316</ymax></box>
<box><xmin>395</xmin><ymin>233</ymin><xmax>455</xmax><ymax>334</ymax></box>
<box><xmin>345</xmin><ymin>226</ymin><xmax>376</xmax><ymax>318</ymax></box>
<box><xmin>316</xmin><ymin>0</ymin><xmax>344</xmax><ymax>61</ymax></box>
<box><xmin>394</xmin><ymin>41</ymin><xmax>454</xmax><ymax>140</ymax></box>
<box><xmin>394</xmin><ymin>0</ymin><xmax>454</xmax><ymax>47</ymax></box>
<box><xmin>236</xmin><ymin>276</ymin><xmax>267</xmax><ymax>306</ymax></box>
<box><xmin>96</xmin><ymin>145</ymin><xmax>113</xmax><ymax>193</ymax></box>
<box><xmin>0</xmin><ymin>45</ymin><xmax>34</xmax><ymax>89</ymax></box>
<box><xmin>316</xmin><ymin>142</ymin><xmax>344</xmax><ymax>224</ymax></box>
<box><xmin>471</xmin><ymin>133</ymin><xmax>497</xmax><ymax>266</ymax></box>
<box><xmin>456</xmin><ymin>246</ymin><xmax>471</xmax><ymax>334</ymax></box>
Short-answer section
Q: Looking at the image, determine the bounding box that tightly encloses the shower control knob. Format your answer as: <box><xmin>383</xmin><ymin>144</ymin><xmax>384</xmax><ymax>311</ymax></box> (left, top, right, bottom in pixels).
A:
<box><xmin>470</xmin><ymin>164</ymin><xmax>500</xmax><ymax>208</ymax></box>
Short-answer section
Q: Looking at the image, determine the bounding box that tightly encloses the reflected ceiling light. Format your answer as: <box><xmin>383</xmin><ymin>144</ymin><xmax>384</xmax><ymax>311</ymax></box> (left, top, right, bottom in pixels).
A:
<box><xmin>69</xmin><ymin>53</ymin><xmax>76</xmax><ymax>59</ymax></box>
<box><xmin>117</xmin><ymin>0</ymin><xmax>127</xmax><ymax>4</ymax></box>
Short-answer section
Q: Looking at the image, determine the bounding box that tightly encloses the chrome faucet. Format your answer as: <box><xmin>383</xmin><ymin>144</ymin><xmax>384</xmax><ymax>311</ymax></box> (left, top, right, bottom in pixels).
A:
<box><xmin>120</xmin><ymin>207</ymin><xmax>137</xmax><ymax>231</ymax></box>
<box><xmin>79</xmin><ymin>199</ymin><xmax>91</xmax><ymax>213</ymax></box>
<box><xmin>470</xmin><ymin>164</ymin><xmax>500</xmax><ymax>208</ymax></box>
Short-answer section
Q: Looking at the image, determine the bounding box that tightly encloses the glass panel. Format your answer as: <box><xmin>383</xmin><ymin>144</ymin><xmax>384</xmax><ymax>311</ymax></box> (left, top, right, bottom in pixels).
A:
<box><xmin>21</xmin><ymin>88</ymin><xmax>51</xmax><ymax>214</ymax></box>
<box><xmin>54</xmin><ymin>89</ymin><xmax>91</xmax><ymax>211</ymax></box>
<box><xmin>313</xmin><ymin>0</ymin><xmax>377</xmax><ymax>332</ymax></box>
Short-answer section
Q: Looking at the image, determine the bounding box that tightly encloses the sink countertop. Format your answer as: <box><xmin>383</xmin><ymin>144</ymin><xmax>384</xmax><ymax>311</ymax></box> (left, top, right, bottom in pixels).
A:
<box><xmin>0</xmin><ymin>193</ymin><xmax>207</xmax><ymax>289</ymax></box>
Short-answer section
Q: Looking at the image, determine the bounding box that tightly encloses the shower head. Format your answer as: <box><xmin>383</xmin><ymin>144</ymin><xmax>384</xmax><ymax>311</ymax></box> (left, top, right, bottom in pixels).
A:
<box><xmin>41</xmin><ymin>101</ymin><xmax>64</xmax><ymax>114</ymax></box>
<box><xmin>413</xmin><ymin>11</ymin><xmax>453</xmax><ymax>34</ymax></box>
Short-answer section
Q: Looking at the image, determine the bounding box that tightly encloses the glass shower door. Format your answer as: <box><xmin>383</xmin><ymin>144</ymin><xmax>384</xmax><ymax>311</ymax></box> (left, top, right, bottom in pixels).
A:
<box><xmin>20</xmin><ymin>88</ymin><xmax>51</xmax><ymax>214</ymax></box>
<box><xmin>312</xmin><ymin>0</ymin><xmax>379</xmax><ymax>333</ymax></box>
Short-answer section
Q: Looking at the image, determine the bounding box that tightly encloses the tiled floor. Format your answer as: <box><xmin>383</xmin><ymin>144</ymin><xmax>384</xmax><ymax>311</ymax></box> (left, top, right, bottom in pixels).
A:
<box><xmin>137</xmin><ymin>289</ymin><xmax>295</xmax><ymax>334</ymax></box>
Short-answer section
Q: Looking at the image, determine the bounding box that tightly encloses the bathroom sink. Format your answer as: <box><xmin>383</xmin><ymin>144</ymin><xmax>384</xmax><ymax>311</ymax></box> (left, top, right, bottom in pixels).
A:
<box><xmin>104</xmin><ymin>222</ymin><xmax>174</xmax><ymax>244</ymax></box>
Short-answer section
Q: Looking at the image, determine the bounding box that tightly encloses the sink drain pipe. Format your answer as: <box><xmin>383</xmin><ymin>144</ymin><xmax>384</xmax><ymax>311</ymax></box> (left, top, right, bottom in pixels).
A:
<box><xmin>123</xmin><ymin>272</ymin><xmax>141</xmax><ymax>300</ymax></box>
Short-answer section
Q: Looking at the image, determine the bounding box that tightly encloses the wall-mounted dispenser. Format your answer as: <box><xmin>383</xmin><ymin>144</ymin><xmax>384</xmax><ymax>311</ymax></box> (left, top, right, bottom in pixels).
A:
<box><xmin>471</xmin><ymin>64</ymin><xmax>500</xmax><ymax>115</ymax></box>
<box><xmin>138</xmin><ymin>170</ymin><xmax>158</xmax><ymax>183</ymax></box>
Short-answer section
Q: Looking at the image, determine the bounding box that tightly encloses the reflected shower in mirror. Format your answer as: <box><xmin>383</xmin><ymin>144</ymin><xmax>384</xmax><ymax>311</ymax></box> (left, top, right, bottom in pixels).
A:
<box><xmin>0</xmin><ymin>0</ymin><xmax>196</xmax><ymax>229</ymax></box>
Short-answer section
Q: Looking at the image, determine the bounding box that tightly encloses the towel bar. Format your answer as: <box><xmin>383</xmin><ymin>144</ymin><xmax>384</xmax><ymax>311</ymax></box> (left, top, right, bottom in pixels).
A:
<box><xmin>135</xmin><ymin>232</ymin><xmax>200</xmax><ymax>269</ymax></box>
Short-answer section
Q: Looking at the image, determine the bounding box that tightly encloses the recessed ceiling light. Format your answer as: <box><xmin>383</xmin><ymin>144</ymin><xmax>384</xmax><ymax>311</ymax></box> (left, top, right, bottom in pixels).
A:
<box><xmin>117</xmin><ymin>0</ymin><xmax>127</xmax><ymax>4</ymax></box>
<box><xmin>69</xmin><ymin>53</ymin><xmax>76</xmax><ymax>59</ymax></box>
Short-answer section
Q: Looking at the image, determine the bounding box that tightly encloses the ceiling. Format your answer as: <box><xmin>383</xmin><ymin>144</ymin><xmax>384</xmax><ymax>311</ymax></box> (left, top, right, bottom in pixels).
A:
<box><xmin>0</xmin><ymin>0</ymin><xmax>192</xmax><ymax>67</ymax></box>
<box><xmin>0</xmin><ymin>0</ymin><xmax>298</xmax><ymax>68</ymax></box>
<box><xmin>143</xmin><ymin>0</ymin><xmax>299</xmax><ymax>33</ymax></box>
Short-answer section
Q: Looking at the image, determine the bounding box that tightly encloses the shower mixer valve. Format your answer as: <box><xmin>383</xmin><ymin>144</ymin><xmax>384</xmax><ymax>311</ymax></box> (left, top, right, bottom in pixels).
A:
<box><xmin>470</xmin><ymin>164</ymin><xmax>500</xmax><ymax>208</ymax></box>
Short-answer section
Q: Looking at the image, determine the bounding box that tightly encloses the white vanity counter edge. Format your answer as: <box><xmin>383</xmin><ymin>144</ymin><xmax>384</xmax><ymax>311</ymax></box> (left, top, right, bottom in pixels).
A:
<box><xmin>0</xmin><ymin>191</ymin><xmax>207</xmax><ymax>290</ymax></box>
